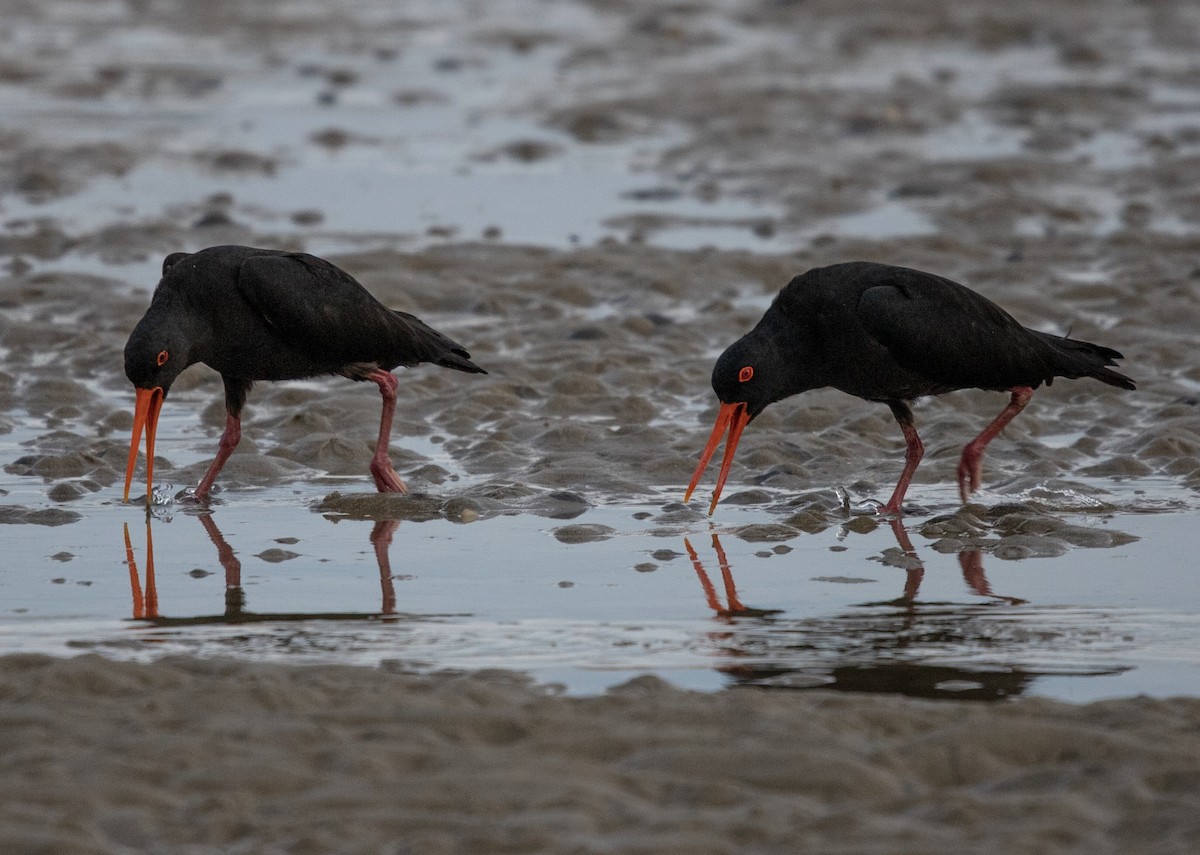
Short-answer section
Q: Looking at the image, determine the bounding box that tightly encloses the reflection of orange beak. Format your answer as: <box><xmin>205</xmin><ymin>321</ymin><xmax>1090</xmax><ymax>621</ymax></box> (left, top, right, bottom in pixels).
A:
<box><xmin>684</xmin><ymin>401</ymin><xmax>752</xmax><ymax>515</ymax></box>
<box><xmin>124</xmin><ymin>386</ymin><xmax>164</xmax><ymax>503</ymax></box>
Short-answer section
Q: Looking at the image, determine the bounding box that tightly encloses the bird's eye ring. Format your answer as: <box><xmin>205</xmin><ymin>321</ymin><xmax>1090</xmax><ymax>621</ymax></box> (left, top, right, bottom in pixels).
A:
<box><xmin>738</xmin><ymin>366</ymin><xmax>754</xmax><ymax>383</ymax></box>
<box><xmin>156</xmin><ymin>350</ymin><xmax>169</xmax><ymax>367</ymax></box>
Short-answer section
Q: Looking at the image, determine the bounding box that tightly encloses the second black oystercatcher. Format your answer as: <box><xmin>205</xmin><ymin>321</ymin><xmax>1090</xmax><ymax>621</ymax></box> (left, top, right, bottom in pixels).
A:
<box><xmin>123</xmin><ymin>245</ymin><xmax>486</xmax><ymax>504</ymax></box>
<box><xmin>685</xmin><ymin>262</ymin><xmax>1135</xmax><ymax>515</ymax></box>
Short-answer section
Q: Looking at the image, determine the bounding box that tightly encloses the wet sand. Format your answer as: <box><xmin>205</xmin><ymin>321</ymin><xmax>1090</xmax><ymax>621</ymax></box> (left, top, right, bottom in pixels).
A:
<box><xmin>3</xmin><ymin>0</ymin><xmax>1200</xmax><ymax>851</ymax></box>
<box><xmin>4</xmin><ymin>653</ymin><xmax>1200</xmax><ymax>854</ymax></box>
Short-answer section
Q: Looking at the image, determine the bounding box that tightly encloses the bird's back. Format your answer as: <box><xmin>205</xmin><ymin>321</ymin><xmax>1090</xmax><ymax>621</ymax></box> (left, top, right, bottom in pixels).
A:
<box><xmin>769</xmin><ymin>262</ymin><xmax>1133</xmax><ymax>400</ymax></box>
<box><xmin>155</xmin><ymin>245</ymin><xmax>485</xmax><ymax>381</ymax></box>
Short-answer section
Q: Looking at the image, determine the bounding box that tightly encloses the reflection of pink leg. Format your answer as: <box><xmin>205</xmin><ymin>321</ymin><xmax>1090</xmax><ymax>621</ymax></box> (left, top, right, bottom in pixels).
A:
<box><xmin>195</xmin><ymin>414</ymin><xmax>241</xmax><ymax>501</ymax></box>
<box><xmin>711</xmin><ymin>533</ymin><xmax>747</xmax><ymax>614</ymax></box>
<box><xmin>371</xmin><ymin>519</ymin><xmax>400</xmax><ymax>615</ymax></box>
<box><xmin>959</xmin><ymin>550</ymin><xmax>1026</xmax><ymax>605</ymax></box>
<box><xmin>684</xmin><ymin>535</ymin><xmax>759</xmax><ymax>617</ymax></box>
<box><xmin>883</xmin><ymin>402</ymin><xmax>923</xmax><ymax>515</ymax></box>
<box><xmin>199</xmin><ymin>513</ymin><xmax>241</xmax><ymax>588</ymax></box>
<box><xmin>367</xmin><ymin>369</ymin><xmax>407</xmax><ymax>493</ymax></box>
<box><xmin>959</xmin><ymin>549</ymin><xmax>989</xmax><ymax>597</ymax></box>
<box><xmin>144</xmin><ymin>521</ymin><xmax>158</xmax><ymax>618</ymax></box>
<box><xmin>887</xmin><ymin>517</ymin><xmax>925</xmax><ymax>602</ymax></box>
<box><xmin>684</xmin><ymin>537</ymin><xmax>723</xmax><ymax>614</ymax></box>
<box><xmin>957</xmin><ymin>386</ymin><xmax>1033</xmax><ymax>504</ymax></box>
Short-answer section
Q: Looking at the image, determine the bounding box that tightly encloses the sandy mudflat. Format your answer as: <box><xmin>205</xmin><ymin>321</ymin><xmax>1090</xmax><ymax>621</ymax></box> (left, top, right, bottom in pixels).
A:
<box><xmin>3</xmin><ymin>1</ymin><xmax>1200</xmax><ymax>852</ymax></box>
<box><xmin>2</xmin><ymin>653</ymin><xmax>1199</xmax><ymax>854</ymax></box>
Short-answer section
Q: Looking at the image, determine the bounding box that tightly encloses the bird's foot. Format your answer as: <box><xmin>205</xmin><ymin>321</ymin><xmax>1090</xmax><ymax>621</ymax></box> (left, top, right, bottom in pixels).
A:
<box><xmin>956</xmin><ymin>452</ymin><xmax>983</xmax><ymax>505</ymax></box>
<box><xmin>370</xmin><ymin>461</ymin><xmax>408</xmax><ymax>494</ymax></box>
<box><xmin>877</xmin><ymin>499</ymin><xmax>904</xmax><ymax>517</ymax></box>
<box><xmin>179</xmin><ymin>486</ymin><xmax>214</xmax><ymax>506</ymax></box>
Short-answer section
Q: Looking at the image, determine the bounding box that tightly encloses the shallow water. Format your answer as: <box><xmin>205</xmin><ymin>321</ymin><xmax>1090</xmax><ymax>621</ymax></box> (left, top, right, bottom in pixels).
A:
<box><xmin>2</xmin><ymin>473</ymin><xmax>1197</xmax><ymax>702</ymax></box>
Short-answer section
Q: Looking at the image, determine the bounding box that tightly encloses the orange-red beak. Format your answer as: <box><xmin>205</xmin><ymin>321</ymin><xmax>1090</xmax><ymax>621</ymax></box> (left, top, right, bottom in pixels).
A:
<box><xmin>124</xmin><ymin>386</ymin><xmax>164</xmax><ymax>503</ymax></box>
<box><xmin>684</xmin><ymin>401</ymin><xmax>752</xmax><ymax>515</ymax></box>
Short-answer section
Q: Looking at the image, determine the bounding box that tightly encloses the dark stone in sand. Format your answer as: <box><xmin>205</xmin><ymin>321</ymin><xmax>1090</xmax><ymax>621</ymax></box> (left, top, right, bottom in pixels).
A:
<box><xmin>919</xmin><ymin>515</ymin><xmax>986</xmax><ymax>539</ymax></box>
<box><xmin>441</xmin><ymin>497</ymin><xmax>485</xmax><ymax>522</ymax></box>
<box><xmin>1053</xmin><ymin>525</ymin><xmax>1138</xmax><ymax>548</ymax></box>
<box><xmin>929</xmin><ymin>537</ymin><xmax>990</xmax><ymax>554</ymax></box>
<box><xmin>0</xmin><ymin>506</ymin><xmax>81</xmax><ymax>526</ymax></box>
<box><xmin>553</xmin><ymin>524</ymin><xmax>616</xmax><ymax>544</ymax></box>
<box><xmin>256</xmin><ymin>549</ymin><xmax>301</xmax><ymax>563</ymax></box>
<box><xmin>270</xmin><ymin>435</ymin><xmax>381</xmax><ymax>475</ymax></box>
<box><xmin>27</xmin><ymin>452</ymin><xmax>113</xmax><ymax>480</ymax></box>
<box><xmin>474</xmin><ymin>483</ymin><xmax>538</xmax><ymax>502</ymax></box>
<box><xmin>315</xmin><ymin>492</ymin><xmax>443</xmax><ymax>522</ymax></box>
<box><xmin>409</xmin><ymin>464</ymin><xmax>451</xmax><ymax>484</ymax></box>
<box><xmin>781</xmin><ymin>511</ymin><xmax>837</xmax><ymax>534</ymax></box>
<box><xmin>734</xmin><ymin>523</ymin><xmax>800</xmax><ymax>543</ymax></box>
<box><xmin>841</xmin><ymin>516</ymin><xmax>879</xmax><ymax>535</ymax></box>
<box><xmin>47</xmin><ymin>482</ymin><xmax>84</xmax><ymax>502</ymax></box>
<box><xmin>721</xmin><ymin>489</ymin><xmax>774</xmax><ymax>507</ymax></box>
<box><xmin>992</xmin><ymin>535</ymin><xmax>1070</xmax><ymax>560</ymax></box>
<box><xmin>875</xmin><ymin>547</ymin><xmax>923</xmax><ymax>571</ymax></box>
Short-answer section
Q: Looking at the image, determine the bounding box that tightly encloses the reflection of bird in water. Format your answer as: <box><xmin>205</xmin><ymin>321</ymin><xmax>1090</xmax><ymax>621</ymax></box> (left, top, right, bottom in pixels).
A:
<box><xmin>122</xmin><ymin>521</ymin><xmax>158</xmax><ymax>620</ymax></box>
<box><xmin>121</xmin><ymin>514</ymin><xmax>401</xmax><ymax>621</ymax></box>
<box><xmin>684</xmin><ymin>523</ymin><xmax>1022</xmax><ymax>617</ymax></box>
<box><xmin>367</xmin><ymin>519</ymin><xmax>401</xmax><ymax>616</ymax></box>
<box><xmin>880</xmin><ymin>517</ymin><xmax>1025</xmax><ymax>607</ymax></box>
<box><xmin>122</xmin><ymin>245</ymin><xmax>486</xmax><ymax>505</ymax></box>
<box><xmin>683</xmin><ymin>533</ymin><xmax>782</xmax><ymax>618</ymax></box>
<box><xmin>686</xmin><ymin>262</ymin><xmax>1135</xmax><ymax>515</ymax></box>
<box><xmin>684</xmin><ymin>526</ymin><xmax>1034</xmax><ymax>699</ymax></box>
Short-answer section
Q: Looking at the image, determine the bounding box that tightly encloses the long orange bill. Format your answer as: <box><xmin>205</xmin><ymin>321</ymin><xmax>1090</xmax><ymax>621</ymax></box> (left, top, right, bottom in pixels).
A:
<box><xmin>683</xmin><ymin>401</ymin><xmax>752</xmax><ymax>515</ymax></box>
<box><xmin>124</xmin><ymin>386</ymin><xmax>165</xmax><ymax>504</ymax></box>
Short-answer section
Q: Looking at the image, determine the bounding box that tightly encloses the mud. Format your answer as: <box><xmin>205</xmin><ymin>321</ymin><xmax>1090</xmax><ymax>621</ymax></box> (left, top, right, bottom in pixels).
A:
<box><xmin>1</xmin><ymin>0</ymin><xmax>1199</xmax><ymax>740</ymax></box>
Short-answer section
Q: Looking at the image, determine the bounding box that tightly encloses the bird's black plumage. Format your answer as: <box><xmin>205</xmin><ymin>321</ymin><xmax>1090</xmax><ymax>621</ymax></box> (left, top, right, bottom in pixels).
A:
<box><xmin>688</xmin><ymin>262</ymin><xmax>1134</xmax><ymax>514</ymax></box>
<box><xmin>123</xmin><ymin>245</ymin><xmax>485</xmax><ymax>503</ymax></box>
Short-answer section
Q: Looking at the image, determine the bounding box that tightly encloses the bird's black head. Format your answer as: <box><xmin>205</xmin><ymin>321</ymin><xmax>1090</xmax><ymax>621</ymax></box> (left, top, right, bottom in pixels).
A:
<box><xmin>123</xmin><ymin>283</ymin><xmax>198</xmax><ymax>396</ymax></box>
<box><xmin>710</xmin><ymin>332</ymin><xmax>792</xmax><ymax>420</ymax></box>
<box><xmin>123</xmin><ymin>324</ymin><xmax>189</xmax><ymax>395</ymax></box>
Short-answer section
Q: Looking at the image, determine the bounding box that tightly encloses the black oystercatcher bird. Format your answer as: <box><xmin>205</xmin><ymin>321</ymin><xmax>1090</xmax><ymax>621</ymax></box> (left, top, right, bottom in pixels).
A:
<box><xmin>123</xmin><ymin>245</ymin><xmax>485</xmax><ymax>504</ymax></box>
<box><xmin>685</xmin><ymin>262</ymin><xmax>1135</xmax><ymax>515</ymax></box>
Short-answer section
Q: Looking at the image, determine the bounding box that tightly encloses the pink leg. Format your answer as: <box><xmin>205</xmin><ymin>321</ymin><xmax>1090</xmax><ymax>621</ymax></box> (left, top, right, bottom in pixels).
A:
<box><xmin>367</xmin><ymin>369</ymin><xmax>407</xmax><ymax>494</ymax></box>
<box><xmin>957</xmin><ymin>386</ymin><xmax>1033</xmax><ymax>505</ymax></box>
<box><xmin>194</xmin><ymin>414</ymin><xmax>241</xmax><ymax>501</ymax></box>
<box><xmin>883</xmin><ymin>401</ymin><xmax>924</xmax><ymax>515</ymax></box>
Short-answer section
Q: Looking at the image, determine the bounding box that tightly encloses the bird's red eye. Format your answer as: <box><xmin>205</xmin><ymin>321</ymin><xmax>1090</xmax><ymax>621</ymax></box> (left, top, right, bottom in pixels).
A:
<box><xmin>738</xmin><ymin>366</ymin><xmax>754</xmax><ymax>383</ymax></box>
<box><xmin>156</xmin><ymin>350</ymin><xmax>169</xmax><ymax>366</ymax></box>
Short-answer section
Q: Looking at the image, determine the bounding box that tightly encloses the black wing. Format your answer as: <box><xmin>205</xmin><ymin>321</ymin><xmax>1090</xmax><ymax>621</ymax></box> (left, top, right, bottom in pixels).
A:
<box><xmin>855</xmin><ymin>266</ymin><xmax>1061</xmax><ymax>393</ymax></box>
<box><xmin>237</xmin><ymin>252</ymin><xmax>483</xmax><ymax>374</ymax></box>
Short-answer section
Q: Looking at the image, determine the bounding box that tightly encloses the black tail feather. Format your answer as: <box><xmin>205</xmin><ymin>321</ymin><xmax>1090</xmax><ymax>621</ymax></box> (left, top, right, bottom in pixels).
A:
<box><xmin>1033</xmin><ymin>330</ymin><xmax>1135</xmax><ymax>390</ymax></box>
<box><xmin>435</xmin><ymin>348</ymin><xmax>487</xmax><ymax>375</ymax></box>
<box><xmin>394</xmin><ymin>310</ymin><xmax>487</xmax><ymax>375</ymax></box>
